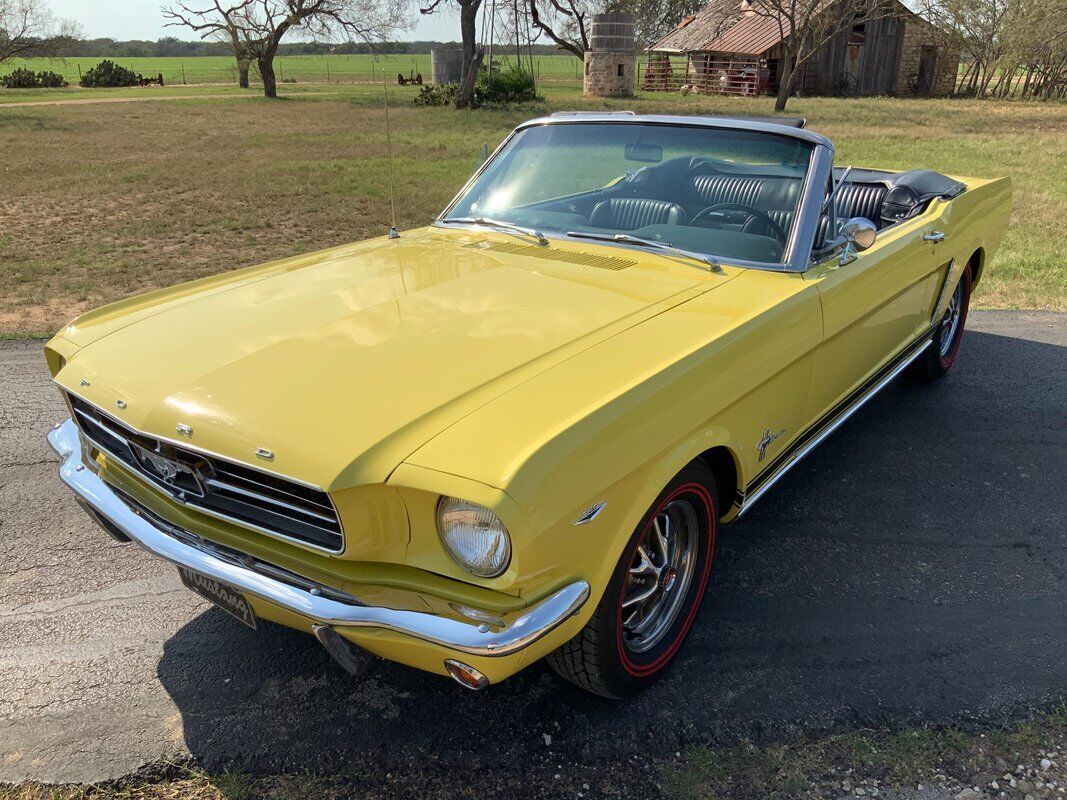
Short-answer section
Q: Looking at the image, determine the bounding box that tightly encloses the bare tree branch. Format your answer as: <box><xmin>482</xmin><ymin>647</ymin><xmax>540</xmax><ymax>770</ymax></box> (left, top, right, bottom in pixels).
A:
<box><xmin>161</xmin><ymin>0</ymin><xmax>410</xmax><ymax>97</ymax></box>
<box><xmin>0</xmin><ymin>0</ymin><xmax>80</xmax><ymax>63</ymax></box>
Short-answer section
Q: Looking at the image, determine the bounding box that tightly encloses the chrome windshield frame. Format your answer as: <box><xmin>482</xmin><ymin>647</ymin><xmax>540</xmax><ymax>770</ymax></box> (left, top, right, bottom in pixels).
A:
<box><xmin>434</xmin><ymin>114</ymin><xmax>835</xmax><ymax>274</ymax></box>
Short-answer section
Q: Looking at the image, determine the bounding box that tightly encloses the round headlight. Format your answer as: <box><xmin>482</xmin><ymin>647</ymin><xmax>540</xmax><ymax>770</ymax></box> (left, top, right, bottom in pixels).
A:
<box><xmin>437</xmin><ymin>496</ymin><xmax>511</xmax><ymax>578</ymax></box>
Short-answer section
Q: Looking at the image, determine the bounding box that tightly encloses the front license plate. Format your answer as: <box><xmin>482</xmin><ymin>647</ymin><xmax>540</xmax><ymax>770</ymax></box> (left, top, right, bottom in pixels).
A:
<box><xmin>178</xmin><ymin>567</ymin><xmax>257</xmax><ymax>629</ymax></box>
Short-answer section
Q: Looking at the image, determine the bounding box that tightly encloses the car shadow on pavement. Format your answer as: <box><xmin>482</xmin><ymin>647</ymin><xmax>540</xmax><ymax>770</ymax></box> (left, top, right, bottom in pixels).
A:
<box><xmin>156</xmin><ymin>329</ymin><xmax>1067</xmax><ymax>777</ymax></box>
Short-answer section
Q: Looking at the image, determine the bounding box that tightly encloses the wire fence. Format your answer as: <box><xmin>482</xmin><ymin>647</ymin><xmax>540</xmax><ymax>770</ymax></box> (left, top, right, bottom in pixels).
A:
<box><xmin>5</xmin><ymin>54</ymin><xmax>596</xmax><ymax>87</ymax></box>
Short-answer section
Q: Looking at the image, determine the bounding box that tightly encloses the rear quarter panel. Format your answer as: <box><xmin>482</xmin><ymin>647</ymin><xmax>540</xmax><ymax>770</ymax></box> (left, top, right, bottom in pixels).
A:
<box><xmin>943</xmin><ymin>176</ymin><xmax>1013</xmax><ymax>287</ymax></box>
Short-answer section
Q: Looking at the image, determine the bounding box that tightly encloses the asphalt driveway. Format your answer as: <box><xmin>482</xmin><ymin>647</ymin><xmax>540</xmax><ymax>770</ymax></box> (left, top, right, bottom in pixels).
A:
<box><xmin>1</xmin><ymin>311</ymin><xmax>1064</xmax><ymax>788</ymax></box>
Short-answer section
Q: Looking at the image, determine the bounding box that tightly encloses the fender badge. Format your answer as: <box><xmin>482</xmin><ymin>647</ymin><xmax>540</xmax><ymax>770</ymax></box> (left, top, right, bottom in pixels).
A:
<box><xmin>115</xmin><ymin>400</ymin><xmax>127</xmax><ymax>410</ymax></box>
<box><xmin>573</xmin><ymin>501</ymin><xmax>606</xmax><ymax>526</ymax></box>
<box><xmin>757</xmin><ymin>427</ymin><xmax>786</xmax><ymax>462</ymax></box>
<box><xmin>176</xmin><ymin>424</ymin><xmax>193</xmax><ymax>437</ymax></box>
<box><xmin>254</xmin><ymin>447</ymin><xmax>274</xmax><ymax>460</ymax></box>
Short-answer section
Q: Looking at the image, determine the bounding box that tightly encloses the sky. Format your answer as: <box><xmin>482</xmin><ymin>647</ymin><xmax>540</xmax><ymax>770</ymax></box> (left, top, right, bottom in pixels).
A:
<box><xmin>50</xmin><ymin>0</ymin><xmax>460</xmax><ymax>41</ymax></box>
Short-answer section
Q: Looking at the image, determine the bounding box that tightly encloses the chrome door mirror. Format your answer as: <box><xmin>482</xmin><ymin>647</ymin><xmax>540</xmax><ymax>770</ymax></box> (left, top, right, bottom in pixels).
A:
<box><xmin>837</xmin><ymin>217</ymin><xmax>877</xmax><ymax>265</ymax></box>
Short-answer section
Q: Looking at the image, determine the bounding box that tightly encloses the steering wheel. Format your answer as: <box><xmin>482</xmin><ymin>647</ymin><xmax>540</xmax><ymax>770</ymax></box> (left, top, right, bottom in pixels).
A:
<box><xmin>690</xmin><ymin>202</ymin><xmax>788</xmax><ymax>242</ymax></box>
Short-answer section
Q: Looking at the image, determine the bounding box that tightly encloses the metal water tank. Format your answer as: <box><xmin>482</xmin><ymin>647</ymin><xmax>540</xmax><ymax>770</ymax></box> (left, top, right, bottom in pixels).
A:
<box><xmin>430</xmin><ymin>49</ymin><xmax>464</xmax><ymax>85</ymax></box>
<box><xmin>588</xmin><ymin>12</ymin><xmax>635</xmax><ymax>53</ymax></box>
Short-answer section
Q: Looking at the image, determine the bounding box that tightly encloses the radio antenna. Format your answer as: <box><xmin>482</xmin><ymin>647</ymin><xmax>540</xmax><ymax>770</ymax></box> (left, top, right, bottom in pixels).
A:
<box><xmin>382</xmin><ymin>75</ymin><xmax>399</xmax><ymax>239</ymax></box>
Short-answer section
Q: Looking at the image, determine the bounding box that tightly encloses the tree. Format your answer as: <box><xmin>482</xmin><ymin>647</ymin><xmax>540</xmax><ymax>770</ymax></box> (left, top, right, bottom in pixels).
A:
<box><xmin>527</xmin><ymin>0</ymin><xmax>591</xmax><ymax>58</ymax></box>
<box><xmin>0</xmin><ymin>0</ymin><xmax>78</xmax><ymax>63</ymax></box>
<box><xmin>917</xmin><ymin>0</ymin><xmax>1067</xmax><ymax>99</ymax></box>
<box><xmin>523</xmin><ymin>0</ymin><xmax>699</xmax><ymax>60</ymax></box>
<box><xmin>631</xmin><ymin>0</ymin><xmax>707</xmax><ymax>48</ymax></box>
<box><xmin>418</xmin><ymin>0</ymin><xmax>484</xmax><ymax>104</ymax></box>
<box><xmin>745</xmin><ymin>0</ymin><xmax>904</xmax><ymax>111</ymax></box>
<box><xmin>163</xmin><ymin>0</ymin><xmax>407</xmax><ymax>97</ymax></box>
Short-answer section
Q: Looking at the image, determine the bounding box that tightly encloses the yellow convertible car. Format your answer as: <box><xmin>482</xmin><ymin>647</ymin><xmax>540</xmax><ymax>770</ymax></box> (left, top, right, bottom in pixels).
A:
<box><xmin>45</xmin><ymin>114</ymin><xmax>1011</xmax><ymax>697</ymax></box>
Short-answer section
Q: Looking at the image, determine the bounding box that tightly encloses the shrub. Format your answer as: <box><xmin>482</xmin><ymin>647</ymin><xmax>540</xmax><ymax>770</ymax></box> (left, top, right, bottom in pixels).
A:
<box><xmin>36</xmin><ymin>70</ymin><xmax>68</xmax><ymax>88</ymax></box>
<box><xmin>0</xmin><ymin>68</ymin><xmax>70</xmax><ymax>89</ymax></box>
<box><xmin>1</xmin><ymin>68</ymin><xmax>41</xmax><ymax>89</ymax></box>
<box><xmin>413</xmin><ymin>81</ymin><xmax>458</xmax><ymax>106</ymax></box>
<box><xmin>412</xmin><ymin>65</ymin><xmax>541</xmax><ymax>108</ymax></box>
<box><xmin>478</xmin><ymin>64</ymin><xmax>540</xmax><ymax>105</ymax></box>
<box><xmin>79</xmin><ymin>60</ymin><xmax>139</xmax><ymax>88</ymax></box>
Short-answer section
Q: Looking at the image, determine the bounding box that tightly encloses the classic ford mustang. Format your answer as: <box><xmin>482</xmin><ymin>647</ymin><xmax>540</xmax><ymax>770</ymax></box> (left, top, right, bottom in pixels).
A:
<box><xmin>45</xmin><ymin>114</ymin><xmax>1011</xmax><ymax>697</ymax></box>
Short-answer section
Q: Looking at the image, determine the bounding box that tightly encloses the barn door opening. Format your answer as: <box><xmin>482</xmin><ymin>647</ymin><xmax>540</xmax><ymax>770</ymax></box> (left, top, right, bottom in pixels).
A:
<box><xmin>917</xmin><ymin>45</ymin><xmax>937</xmax><ymax>94</ymax></box>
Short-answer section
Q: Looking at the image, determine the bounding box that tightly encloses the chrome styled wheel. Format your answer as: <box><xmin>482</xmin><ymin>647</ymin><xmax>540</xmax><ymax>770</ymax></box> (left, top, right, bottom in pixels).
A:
<box><xmin>939</xmin><ymin>278</ymin><xmax>964</xmax><ymax>360</ymax></box>
<box><xmin>912</xmin><ymin>262</ymin><xmax>972</xmax><ymax>382</ymax></box>
<box><xmin>621</xmin><ymin>499</ymin><xmax>700</xmax><ymax>654</ymax></box>
<box><xmin>546</xmin><ymin>464</ymin><xmax>719</xmax><ymax>698</ymax></box>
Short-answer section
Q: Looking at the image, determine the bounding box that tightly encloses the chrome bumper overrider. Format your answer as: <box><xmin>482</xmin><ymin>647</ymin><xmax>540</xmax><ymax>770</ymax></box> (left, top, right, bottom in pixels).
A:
<box><xmin>48</xmin><ymin>418</ymin><xmax>590</xmax><ymax>658</ymax></box>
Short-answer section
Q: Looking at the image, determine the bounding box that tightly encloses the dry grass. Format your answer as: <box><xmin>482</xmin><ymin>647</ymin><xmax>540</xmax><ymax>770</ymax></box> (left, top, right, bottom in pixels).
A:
<box><xmin>0</xmin><ymin>84</ymin><xmax>1064</xmax><ymax>335</ymax></box>
<box><xmin>668</xmin><ymin>703</ymin><xmax>1067</xmax><ymax>799</ymax></box>
<box><xmin>2</xmin><ymin>706</ymin><xmax>1063</xmax><ymax>799</ymax></box>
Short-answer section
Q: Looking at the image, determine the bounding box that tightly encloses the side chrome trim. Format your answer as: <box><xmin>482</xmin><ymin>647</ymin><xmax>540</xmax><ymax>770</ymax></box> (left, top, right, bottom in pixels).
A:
<box><xmin>48</xmin><ymin>419</ymin><xmax>590</xmax><ymax>658</ymax></box>
<box><xmin>737</xmin><ymin>337</ymin><xmax>932</xmax><ymax>517</ymax></box>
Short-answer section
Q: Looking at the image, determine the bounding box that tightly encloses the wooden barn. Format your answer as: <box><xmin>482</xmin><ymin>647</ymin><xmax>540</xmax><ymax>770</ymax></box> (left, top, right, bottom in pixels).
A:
<box><xmin>645</xmin><ymin>0</ymin><xmax>958</xmax><ymax>98</ymax></box>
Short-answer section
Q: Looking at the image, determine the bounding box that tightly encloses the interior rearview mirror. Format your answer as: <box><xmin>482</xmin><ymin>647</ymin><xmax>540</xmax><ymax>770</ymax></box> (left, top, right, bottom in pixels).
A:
<box><xmin>625</xmin><ymin>143</ymin><xmax>663</xmax><ymax>163</ymax></box>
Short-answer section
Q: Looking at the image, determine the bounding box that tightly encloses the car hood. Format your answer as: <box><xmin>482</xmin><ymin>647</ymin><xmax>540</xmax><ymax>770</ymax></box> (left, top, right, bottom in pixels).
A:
<box><xmin>55</xmin><ymin>228</ymin><xmax>723</xmax><ymax>490</ymax></box>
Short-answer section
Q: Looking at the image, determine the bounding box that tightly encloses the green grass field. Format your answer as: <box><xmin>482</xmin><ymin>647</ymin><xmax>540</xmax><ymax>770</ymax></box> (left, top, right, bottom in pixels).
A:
<box><xmin>0</xmin><ymin>81</ymin><xmax>1063</xmax><ymax>334</ymax></box>
<box><xmin>3</xmin><ymin>53</ymin><xmax>589</xmax><ymax>86</ymax></box>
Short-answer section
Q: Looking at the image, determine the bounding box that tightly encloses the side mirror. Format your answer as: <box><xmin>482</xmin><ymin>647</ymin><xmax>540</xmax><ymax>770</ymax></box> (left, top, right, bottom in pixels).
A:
<box><xmin>837</xmin><ymin>217</ymin><xmax>877</xmax><ymax>265</ymax></box>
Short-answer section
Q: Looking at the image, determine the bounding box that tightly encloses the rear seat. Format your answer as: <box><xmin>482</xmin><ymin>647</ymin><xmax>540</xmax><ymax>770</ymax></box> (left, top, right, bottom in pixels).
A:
<box><xmin>687</xmin><ymin>171</ymin><xmax>889</xmax><ymax>242</ymax></box>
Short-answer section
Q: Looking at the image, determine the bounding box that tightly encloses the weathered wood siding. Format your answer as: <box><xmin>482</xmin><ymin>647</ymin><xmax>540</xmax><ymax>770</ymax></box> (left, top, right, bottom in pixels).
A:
<box><xmin>795</xmin><ymin>15</ymin><xmax>904</xmax><ymax>95</ymax></box>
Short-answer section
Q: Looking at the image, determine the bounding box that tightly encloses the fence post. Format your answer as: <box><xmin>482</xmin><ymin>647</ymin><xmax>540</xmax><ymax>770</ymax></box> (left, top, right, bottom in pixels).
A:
<box><xmin>326</xmin><ymin>60</ymin><xmax>330</xmax><ymax>83</ymax></box>
<box><xmin>181</xmin><ymin>63</ymin><xmax>186</xmax><ymax>84</ymax></box>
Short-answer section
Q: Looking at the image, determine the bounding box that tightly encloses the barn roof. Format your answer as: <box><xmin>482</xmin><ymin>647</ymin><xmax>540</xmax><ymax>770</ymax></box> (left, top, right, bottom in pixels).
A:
<box><xmin>650</xmin><ymin>0</ymin><xmax>934</xmax><ymax>55</ymax></box>
<box><xmin>650</xmin><ymin>0</ymin><xmax>744</xmax><ymax>52</ymax></box>
<box><xmin>701</xmin><ymin>13</ymin><xmax>786</xmax><ymax>55</ymax></box>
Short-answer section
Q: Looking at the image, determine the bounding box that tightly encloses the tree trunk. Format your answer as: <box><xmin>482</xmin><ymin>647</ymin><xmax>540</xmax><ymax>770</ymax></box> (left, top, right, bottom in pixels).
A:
<box><xmin>774</xmin><ymin>53</ymin><xmax>795</xmax><ymax>112</ymax></box>
<box><xmin>458</xmin><ymin>0</ymin><xmax>481</xmax><ymax>85</ymax></box>
<box><xmin>237</xmin><ymin>57</ymin><xmax>251</xmax><ymax>89</ymax></box>
<box><xmin>259</xmin><ymin>54</ymin><xmax>278</xmax><ymax>98</ymax></box>
<box><xmin>455</xmin><ymin>50</ymin><xmax>484</xmax><ymax>109</ymax></box>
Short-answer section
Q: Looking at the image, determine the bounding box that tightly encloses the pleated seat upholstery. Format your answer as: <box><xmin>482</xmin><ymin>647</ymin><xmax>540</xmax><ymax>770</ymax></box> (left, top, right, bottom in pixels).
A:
<box><xmin>589</xmin><ymin>197</ymin><xmax>688</xmax><ymax>230</ymax></box>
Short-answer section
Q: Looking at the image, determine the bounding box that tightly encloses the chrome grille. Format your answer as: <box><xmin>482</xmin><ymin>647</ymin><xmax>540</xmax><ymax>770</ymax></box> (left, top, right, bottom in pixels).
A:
<box><xmin>66</xmin><ymin>393</ymin><xmax>344</xmax><ymax>553</ymax></box>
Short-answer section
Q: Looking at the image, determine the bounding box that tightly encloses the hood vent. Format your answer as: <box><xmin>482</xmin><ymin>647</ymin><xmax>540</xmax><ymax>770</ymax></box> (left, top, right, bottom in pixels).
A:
<box><xmin>464</xmin><ymin>239</ymin><xmax>637</xmax><ymax>271</ymax></box>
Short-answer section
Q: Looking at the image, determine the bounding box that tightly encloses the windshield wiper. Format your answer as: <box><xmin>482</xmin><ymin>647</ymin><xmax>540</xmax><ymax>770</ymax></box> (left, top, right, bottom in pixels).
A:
<box><xmin>440</xmin><ymin>217</ymin><xmax>548</xmax><ymax>246</ymax></box>
<box><xmin>565</xmin><ymin>231</ymin><xmax>722</xmax><ymax>273</ymax></box>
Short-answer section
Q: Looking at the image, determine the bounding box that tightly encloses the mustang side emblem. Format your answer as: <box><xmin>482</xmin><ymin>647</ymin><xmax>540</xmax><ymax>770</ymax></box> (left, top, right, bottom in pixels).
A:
<box><xmin>757</xmin><ymin>427</ymin><xmax>786</xmax><ymax>462</ymax></box>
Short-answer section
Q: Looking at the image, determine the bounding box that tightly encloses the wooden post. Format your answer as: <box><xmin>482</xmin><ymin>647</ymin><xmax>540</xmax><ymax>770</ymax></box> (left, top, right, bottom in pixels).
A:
<box><xmin>181</xmin><ymin>63</ymin><xmax>186</xmax><ymax>84</ymax></box>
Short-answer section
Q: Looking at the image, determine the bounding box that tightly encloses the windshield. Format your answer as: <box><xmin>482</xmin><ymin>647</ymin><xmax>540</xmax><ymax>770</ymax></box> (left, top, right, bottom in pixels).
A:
<box><xmin>442</xmin><ymin>122</ymin><xmax>815</xmax><ymax>265</ymax></box>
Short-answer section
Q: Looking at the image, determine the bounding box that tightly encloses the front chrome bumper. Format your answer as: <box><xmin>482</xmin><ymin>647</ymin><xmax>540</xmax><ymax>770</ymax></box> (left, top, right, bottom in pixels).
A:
<box><xmin>47</xmin><ymin>418</ymin><xmax>589</xmax><ymax>658</ymax></box>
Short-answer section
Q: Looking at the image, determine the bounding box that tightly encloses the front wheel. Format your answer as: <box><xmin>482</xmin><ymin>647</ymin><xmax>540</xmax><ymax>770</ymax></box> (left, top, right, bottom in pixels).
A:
<box><xmin>913</xmin><ymin>264</ymin><xmax>972</xmax><ymax>381</ymax></box>
<box><xmin>546</xmin><ymin>462</ymin><xmax>718</xmax><ymax>698</ymax></box>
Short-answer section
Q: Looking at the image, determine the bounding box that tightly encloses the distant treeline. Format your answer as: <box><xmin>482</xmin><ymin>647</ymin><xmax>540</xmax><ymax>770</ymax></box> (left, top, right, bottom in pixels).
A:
<box><xmin>56</xmin><ymin>37</ymin><xmax>567</xmax><ymax>58</ymax></box>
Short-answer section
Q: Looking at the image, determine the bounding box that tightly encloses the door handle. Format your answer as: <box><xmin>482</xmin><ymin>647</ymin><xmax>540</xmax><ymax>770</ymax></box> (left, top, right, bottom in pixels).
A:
<box><xmin>923</xmin><ymin>230</ymin><xmax>946</xmax><ymax>244</ymax></box>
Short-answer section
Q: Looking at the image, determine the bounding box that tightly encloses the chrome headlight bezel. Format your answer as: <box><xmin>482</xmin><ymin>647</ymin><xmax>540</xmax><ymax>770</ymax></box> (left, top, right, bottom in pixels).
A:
<box><xmin>436</xmin><ymin>496</ymin><xmax>512</xmax><ymax>578</ymax></box>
